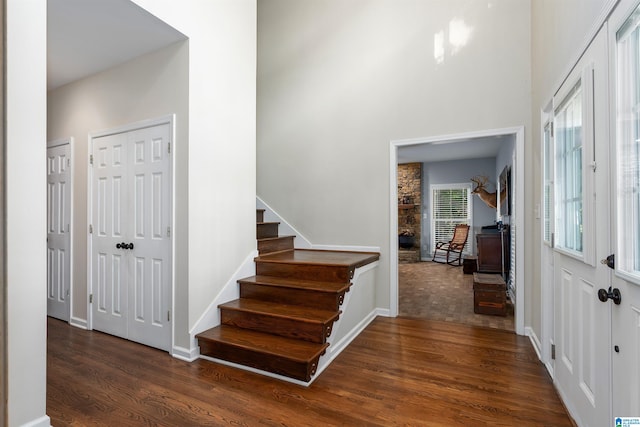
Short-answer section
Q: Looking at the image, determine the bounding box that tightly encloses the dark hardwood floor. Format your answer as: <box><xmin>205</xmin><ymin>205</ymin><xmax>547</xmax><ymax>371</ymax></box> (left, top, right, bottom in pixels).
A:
<box><xmin>47</xmin><ymin>316</ymin><xmax>573</xmax><ymax>426</ymax></box>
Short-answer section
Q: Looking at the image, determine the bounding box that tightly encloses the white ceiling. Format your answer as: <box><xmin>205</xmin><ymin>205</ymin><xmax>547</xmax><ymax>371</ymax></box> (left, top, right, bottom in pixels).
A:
<box><xmin>47</xmin><ymin>0</ymin><xmax>187</xmax><ymax>90</ymax></box>
<box><xmin>397</xmin><ymin>134</ymin><xmax>512</xmax><ymax>164</ymax></box>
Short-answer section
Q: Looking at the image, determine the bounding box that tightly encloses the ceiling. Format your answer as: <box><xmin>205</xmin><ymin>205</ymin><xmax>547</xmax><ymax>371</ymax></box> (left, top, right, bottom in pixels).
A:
<box><xmin>397</xmin><ymin>134</ymin><xmax>512</xmax><ymax>164</ymax></box>
<box><xmin>47</xmin><ymin>0</ymin><xmax>187</xmax><ymax>90</ymax></box>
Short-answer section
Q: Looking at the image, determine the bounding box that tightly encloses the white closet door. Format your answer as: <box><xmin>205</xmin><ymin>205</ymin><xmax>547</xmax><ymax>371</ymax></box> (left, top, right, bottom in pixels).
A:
<box><xmin>47</xmin><ymin>142</ymin><xmax>71</xmax><ymax>321</ymax></box>
<box><xmin>91</xmin><ymin>121</ymin><xmax>172</xmax><ymax>351</ymax></box>
<box><xmin>92</xmin><ymin>132</ymin><xmax>129</xmax><ymax>339</ymax></box>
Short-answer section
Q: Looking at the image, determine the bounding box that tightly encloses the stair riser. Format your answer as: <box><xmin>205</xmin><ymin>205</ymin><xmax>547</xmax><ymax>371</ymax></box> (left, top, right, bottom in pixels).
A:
<box><xmin>256</xmin><ymin>262</ymin><xmax>352</xmax><ymax>283</ymax></box>
<box><xmin>240</xmin><ymin>283</ymin><xmax>343</xmax><ymax>312</ymax></box>
<box><xmin>256</xmin><ymin>210</ymin><xmax>265</xmax><ymax>223</ymax></box>
<box><xmin>258</xmin><ymin>236</ymin><xmax>294</xmax><ymax>255</ymax></box>
<box><xmin>257</xmin><ymin>223</ymin><xmax>279</xmax><ymax>239</ymax></box>
<box><xmin>199</xmin><ymin>340</ymin><xmax>318</xmax><ymax>382</ymax></box>
<box><xmin>220</xmin><ymin>309</ymin><xmax>333</xmax><ymax>344</ymax></box>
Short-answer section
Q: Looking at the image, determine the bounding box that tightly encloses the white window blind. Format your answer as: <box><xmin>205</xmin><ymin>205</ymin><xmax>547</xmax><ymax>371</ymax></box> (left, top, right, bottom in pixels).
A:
<box><xmin>430</xmin><ymin>184</ymin><xmax>472</xmax><ymax>254</ymax></box>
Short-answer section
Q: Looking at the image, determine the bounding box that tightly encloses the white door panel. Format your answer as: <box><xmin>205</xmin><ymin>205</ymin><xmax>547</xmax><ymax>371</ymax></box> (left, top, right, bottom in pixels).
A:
<box><xmin>553</xmin><ymin>26</ymin><xmax>611</xmax><ymax>427</ymax></box>
<box><xmin>610</xmin><ymin>0</ymin><xmax>640</xmax><ymax>419</ymax></box>
<box><xmin>90</xmin><ymin>121</ymin><xmax>172</xmax><ymax>351</ymax></box>
<box><xmin>92</xmin><ymin>132</ymin><xmax>128</xmax><ymax>338</ymax></box>
<box><xmin>47</xmin><ymin>142</ymin><xmax>71</xmax><ymax>321</ymax></box>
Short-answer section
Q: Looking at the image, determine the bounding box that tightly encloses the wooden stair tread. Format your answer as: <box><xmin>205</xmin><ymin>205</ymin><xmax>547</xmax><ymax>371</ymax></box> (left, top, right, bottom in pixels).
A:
<box><xmin>219</xmin><ymin>299</ymin><xmax>339</xmax><ymax>323</ymax></box>
<box><xmin>239</xmin><ymin>275</ymin><xmax>350</xmax><ymax>293</ymax></box>
<box><xmin>257</xmin><ymin>221</ymin><xmax>280</xmax><ymax>226</ymax></box>
<box><xmin>257</xmin><ymin>235</ymin><xmax>295</xmax><ymax>242</ymax></box>
<box><xmin>197</xmin><ymin>325</ymin><xmax>329</xmax><ymax>363</ymax></box>
<box><xmin>255</xmin><ymin>249</ymin><xmax>379</xmax><ymax>268</ymax></box>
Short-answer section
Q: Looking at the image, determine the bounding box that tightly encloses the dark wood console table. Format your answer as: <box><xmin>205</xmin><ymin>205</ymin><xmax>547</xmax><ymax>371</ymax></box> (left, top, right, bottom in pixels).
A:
<box><xmin>476</xmin><ymin>231</ymin><xmax>509</xmax><ymax>274</ymax></box>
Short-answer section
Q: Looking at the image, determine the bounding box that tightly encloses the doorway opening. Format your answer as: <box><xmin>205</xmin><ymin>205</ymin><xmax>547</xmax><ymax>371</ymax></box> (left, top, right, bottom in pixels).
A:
<box><xmin>389</xmin><ymin>127</ymin><xmax>525</xmax><ymax>335</ymax></box>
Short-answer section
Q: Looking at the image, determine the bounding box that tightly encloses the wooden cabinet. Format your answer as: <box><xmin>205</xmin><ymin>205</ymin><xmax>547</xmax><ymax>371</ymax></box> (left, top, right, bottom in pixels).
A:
<box><xmin>476</xmin><ymin>231</ymin><xmax>509</xmax><ymax>274</ymax></box>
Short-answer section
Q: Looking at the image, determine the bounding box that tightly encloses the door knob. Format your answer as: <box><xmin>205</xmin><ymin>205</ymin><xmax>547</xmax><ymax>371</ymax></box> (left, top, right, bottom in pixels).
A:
<box><xmin>116</xmin><ymin>242</ymin><xmax>127</xmax><ymax>249</ymax></box>
<box><xmin>597</xmin><ymin>286</ymin><xmax>621</xmax><ymax>305</ymax></box>
<box><xmin>127</xmin><ymin>242</ymin><xmax>134</xmax><ymax>250</ymax></box>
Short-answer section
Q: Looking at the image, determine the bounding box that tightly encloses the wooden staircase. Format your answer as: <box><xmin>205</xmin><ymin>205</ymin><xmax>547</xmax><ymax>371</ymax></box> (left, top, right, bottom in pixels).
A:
<box><xmin>196</xmin><ymin>209</ymin><xmax>379</xmax><ymax>382</ymax></box>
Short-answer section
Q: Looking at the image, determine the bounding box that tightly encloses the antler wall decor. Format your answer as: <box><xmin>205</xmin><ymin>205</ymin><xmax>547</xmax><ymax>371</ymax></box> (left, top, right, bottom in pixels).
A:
<box><xmin>470</xmin><ymin>175</ymin><xmax>506</xmax><ymax>210</ymax></box>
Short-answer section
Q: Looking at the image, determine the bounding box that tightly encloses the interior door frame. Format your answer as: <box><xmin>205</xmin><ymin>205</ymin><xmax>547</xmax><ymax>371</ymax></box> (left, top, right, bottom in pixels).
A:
<box><xmin>47</xmin><ymin>137</ymin><xmax>73</xmax><ymax>322</ymax></box>
<box><xmin>0</xmin><ymin>0</ymin><xmax>6</xmax><ymax>422</ymax></box>
<box><xmin>86</xmin><ymin>115</ymin><xmax>175</xmax><ymax>351</ymax></box>
<box><xmin>389</xmin><ymin>126</ymin><xmax>526</xmax><ymax>336</ymax></box>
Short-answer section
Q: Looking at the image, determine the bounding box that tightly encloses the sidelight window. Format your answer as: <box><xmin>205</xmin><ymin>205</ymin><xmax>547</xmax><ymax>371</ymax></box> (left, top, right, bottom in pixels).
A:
<box><xmin>616</xmin><ymin>6</ymin><xmax>640</xmax><ymax>278</ymax></box>
<box><xmin>554</xmin><ymin>82</ymin><xmax>584</xmax><ymax>254</ymax></box>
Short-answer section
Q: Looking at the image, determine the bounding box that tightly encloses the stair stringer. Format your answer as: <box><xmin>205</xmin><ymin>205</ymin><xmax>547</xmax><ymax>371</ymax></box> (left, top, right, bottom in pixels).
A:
<box><xmin>256</xmin><ymin>196</ymin><xmax>312</xmax><ymax>249</ymax></box>
<box><xmin>179</xmin><ymin>250</ymin><xmax>258</xmax><ymax>361</ymax></box>
<box><xmin>310</xmin><ymin>260</ymin><xmax>380</xmax><ymax>384</ymax></box>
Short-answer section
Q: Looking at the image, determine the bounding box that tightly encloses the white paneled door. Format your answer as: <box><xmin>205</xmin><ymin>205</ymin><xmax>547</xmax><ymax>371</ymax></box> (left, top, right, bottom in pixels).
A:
<box><xmin>610</xmin><ymin>0</ymin><xmax>640</xmax><ymax>420</ymax></box>
<box><xmin>90</xmin><ymin>120</ymin><xmax>172</xmax><ymax>352</ymax></box>
<box><xmin>47</xmin><ymin>141</ymin><xmax>71</xmax><ymax>322</ymax></box>
<box><xmin>552</xmin><ymin>26</ymin><xmax>612</xmax><ymax>427</ymax></box>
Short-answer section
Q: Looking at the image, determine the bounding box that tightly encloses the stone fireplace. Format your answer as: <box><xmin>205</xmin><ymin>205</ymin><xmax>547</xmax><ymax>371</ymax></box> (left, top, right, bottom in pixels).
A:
<box><xmin>397</xmin><ymin>163</ymin><xmax>421</xmax><ymax>263</ymax></box>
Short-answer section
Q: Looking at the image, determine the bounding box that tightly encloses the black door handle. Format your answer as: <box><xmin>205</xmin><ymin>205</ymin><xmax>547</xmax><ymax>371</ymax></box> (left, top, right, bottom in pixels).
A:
<box><xmin>127</xmin><ymin>242</ymin><xmax>134</xmax><ymax>250</ymax></box>
<box><xmin>598</xmin><ymin>287</ymin><xmax>621</xmax><ymax>305</ymax></box>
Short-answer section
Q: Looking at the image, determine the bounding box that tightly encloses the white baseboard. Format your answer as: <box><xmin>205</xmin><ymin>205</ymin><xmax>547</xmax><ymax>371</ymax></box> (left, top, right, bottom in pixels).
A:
<box><xmin>312</xmin><ymin>244</ymin><xmax>381</xmax><ymax>253</ymax></box>
<box><xmin>69</xmin><ymin>316</ymin><xmax>87</xmax><ymax>330</ymax></box>
<box><xmin>375</xmin><ymin>307</ymin><xmax>392</xmax><ymax>317</ymax></box>
<box><xmin>312</xmin><ymin>308</ymin><xmax>380</xmax><ymax>382</ymax></box>
<box><xmin>20</xmin><ymin>415</ymin><xmax>51</xmax><ymax>427</ymax></box>
<box><xmin>172</xmin><ymin>345</ymin><xmax>199</xmax><ymax>362</ymax></box>
<box><xmin>525</xmin><ymin>326</ymin><xmax>542</xmax><ymax>360</ymax></box>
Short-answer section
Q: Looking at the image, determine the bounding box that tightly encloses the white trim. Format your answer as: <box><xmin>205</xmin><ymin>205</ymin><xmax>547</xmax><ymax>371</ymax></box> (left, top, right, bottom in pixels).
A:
<box><xmin>256</xmin><ymin>196</ymin><xmax>312</xmax><ymax>249</ymax></box>
<box><xmin>540</xmin><ymin>102</ymin><xmax>555</xmax><ymax>374</ymax></box>
<box><xmin>172</xmin><ymin>345</ymin><xmax>200</xmax><ymax>362</ymax></box>
<box><xmin>312</xmin><ymin>244</ymin><xmax>381</xmax><ymax>253</ymax></box>
<box><xmin>526</xmin><ymin>326</ymin><xmax>543</xmax><ymax>360</ymax></box>
<box><xmin>390</xmin><ymin>126</ymin><xmax>526</xmax><ymax>335</ymax></box>
<box><xmin>69</xmin><ymin>316</ymin><xmax>88</xmax><ymax>330</ymax></box>
<box><xmin>19</xmin><ymin>415</ymin><xmax>52</xmax><ymax>427</ymax></box>
<box><xmin>86</xmin><ymin>115</ymin><xmax>175</xmax><ymax>354</ymax></box>
<box><xmin>46</xmin><ymin>137</ymin><xmax>74</xmax><ymax>324</ymax></box>
<box><xmin>189</xmin><ymin>250</ymin><xmax>258</xmax><ymax>337</ymax></box>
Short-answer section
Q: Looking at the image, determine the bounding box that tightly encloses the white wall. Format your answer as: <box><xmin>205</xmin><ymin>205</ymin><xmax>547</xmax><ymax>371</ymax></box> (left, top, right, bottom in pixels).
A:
<box><xmin>48</xmin><ymin>41</ymin><xmax>190</xmax><ymax>345</ymax></box>
<box><xmin>257</xmin><ymin>0</ymin><xmax>531</xmax><ymax>310</ymax></box>
<box><xmin>6</xmin><ymin>0</ymin><xmax>49</xmax><ymax>425</ymax></box>
<box><xmin>130</xmin><ymin>0</ymin><xmax>257</xmax><ymax>348</ymax></box>
<box><xmin>530</xmin><ymin>0</ymin><xmax>611</xmax><ymax>344</ymax></box>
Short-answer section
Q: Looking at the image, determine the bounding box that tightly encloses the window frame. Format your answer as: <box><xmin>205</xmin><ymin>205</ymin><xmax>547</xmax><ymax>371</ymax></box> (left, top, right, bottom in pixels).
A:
<box><xmin>429</xmin><ymin>183</ymin><xmax>473</xmax><ymax>255</ymax></box>
<box><xmin>614</xmin><ymin>8</ymin><xmax>640</xmax><ymax>284</ymax></box>
<box><xmin>552</xmin><ymin>64</ymin><xmax>597</xmax><ymax>266</ymax></box>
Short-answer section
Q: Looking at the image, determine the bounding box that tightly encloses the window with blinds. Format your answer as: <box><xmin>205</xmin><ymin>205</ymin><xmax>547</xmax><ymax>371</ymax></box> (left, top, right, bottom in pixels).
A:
<box><xmin>430</xmin><ymin>184</ymin><xmax>472</xmax><ymax>254</ymax></box>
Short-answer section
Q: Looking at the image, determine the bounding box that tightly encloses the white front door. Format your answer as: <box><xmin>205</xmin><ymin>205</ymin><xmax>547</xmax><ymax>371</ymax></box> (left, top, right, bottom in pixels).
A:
<box><xmin>552</xmin><ymin>26</ymin><xmax>612</xmax><ymax>427</ymax></box>
<box><xmin>47</xmin><ymin>141</ymin><xmax>71</xmax><ymax>322</ymax></box>
<box><xmin>610</xmin><ymin>0</ymin><xmax>640</xmax><ymax>420</ymax></box>
<box><xmin>90</xmin><ymin>120</ymin><xmax>172</xmax><ymax>351</ymax></box>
